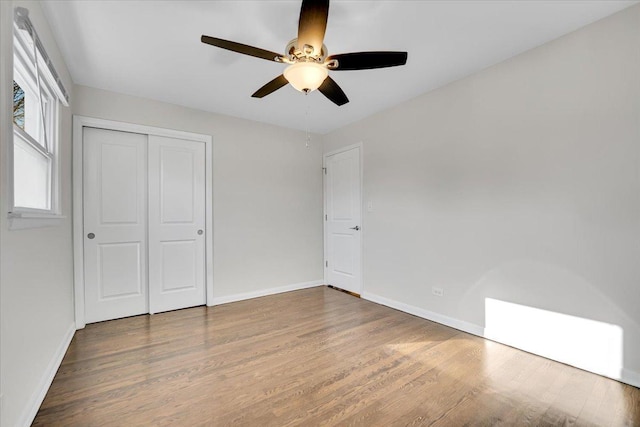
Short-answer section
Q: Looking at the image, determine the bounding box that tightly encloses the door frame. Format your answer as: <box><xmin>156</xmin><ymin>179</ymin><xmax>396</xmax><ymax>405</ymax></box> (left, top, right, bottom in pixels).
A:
<box><xmin>323</xmin><ymin>142</ymin><xmax>364</xmax><ymax>294</ymax></box>
<box><xmin>72</xmin><ymin>115</ymin><xmax>214</xmax><ymax>329</ymax></box>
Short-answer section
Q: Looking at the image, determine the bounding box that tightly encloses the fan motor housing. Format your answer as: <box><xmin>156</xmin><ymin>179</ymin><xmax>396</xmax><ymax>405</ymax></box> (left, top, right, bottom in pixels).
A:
<box><xmin>286</xmin><ymin>38</ymin><xmax>328</xmax><ymax>63</ymax></box>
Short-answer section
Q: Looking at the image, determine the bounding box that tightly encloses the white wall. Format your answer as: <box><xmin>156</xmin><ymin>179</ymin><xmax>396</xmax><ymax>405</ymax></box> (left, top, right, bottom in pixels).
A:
<box><xmin>73</xmin><ymin>85</ymin><xmax>324</xmax><ymax>301</ymax></box>
<box><xmin>0</xmin><ymin>1</ymin><xmax>76</xmax><ymax>426</ymax></box>
<box><xmin>324</xmin><ymin>4</ymin><xmax>640</xmax><ymax>386</ymax></box>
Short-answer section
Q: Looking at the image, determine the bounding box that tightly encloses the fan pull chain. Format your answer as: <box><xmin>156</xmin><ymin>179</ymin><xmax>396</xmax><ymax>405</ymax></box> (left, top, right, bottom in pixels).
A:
<box><xmin>305</xmin><ymin>92</ymin><xmax>311</xmax><ymax>148</ymax></box>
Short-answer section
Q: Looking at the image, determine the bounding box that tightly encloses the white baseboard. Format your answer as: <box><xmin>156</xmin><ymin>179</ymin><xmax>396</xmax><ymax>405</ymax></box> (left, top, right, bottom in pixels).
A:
<box><xmin>362</xmin><ymin>291</ymin><xmax>484</xmax><ymax>337</ymax></box>
<box><xmin>19</xmin><ymin>321</ymin><xmax>75</xmax><ymax>427</ymax></box>
<box><xmin>361</xmin><ymin>291</ymin><xmax>640</xmax><ymax>390</ymax></box>
<box><xmin>210</xmin><ymin>280</ymin><xmax>324</xmax><ymax>306</ymax></box>
<box><xmin>620</xmin><ymin>368</ymin><xmax>640</xmax><ymax>389</ymax></box>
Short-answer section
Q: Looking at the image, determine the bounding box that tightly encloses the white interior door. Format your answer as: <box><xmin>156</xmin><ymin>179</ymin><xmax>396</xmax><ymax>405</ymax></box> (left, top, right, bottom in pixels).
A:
<box><xmin>148</xmin><ymin>135</ymin><xmax>206</xmax><ymax>314</ymax></box>
<box><xmin>83</xmin><ymin>127</ymin><xmax>148</xmax><ymax>323</ymax></box>
<box><xmin>325</xmin><ymin>146</ymin><xmax>362</xmax><ymax>294</ymax></box>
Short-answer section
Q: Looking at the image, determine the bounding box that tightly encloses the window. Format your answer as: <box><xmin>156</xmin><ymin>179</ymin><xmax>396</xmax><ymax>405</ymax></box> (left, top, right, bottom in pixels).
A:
<box><xmin>10</xmin><ymin>7</ymin><xmax>69</xmax><ymax>226</ymax></box>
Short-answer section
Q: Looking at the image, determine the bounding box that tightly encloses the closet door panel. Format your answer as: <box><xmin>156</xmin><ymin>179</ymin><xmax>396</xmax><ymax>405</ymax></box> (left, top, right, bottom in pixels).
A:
<box><xmin>148</xmin><ymin>135</ymin><xmax>206</xmax><ymax>313</ymax></box>
<box><xmin>83</xmin><ymin>127</ymin><xmax>148</xmax><ymax>323</ymax></box>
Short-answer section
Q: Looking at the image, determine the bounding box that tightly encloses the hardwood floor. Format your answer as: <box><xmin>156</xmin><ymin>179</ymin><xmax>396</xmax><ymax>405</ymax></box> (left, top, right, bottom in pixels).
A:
<box><xmin>33</xmin><ymin>286</ymin><xmax>639</xmax><ymax>426</ymax></box>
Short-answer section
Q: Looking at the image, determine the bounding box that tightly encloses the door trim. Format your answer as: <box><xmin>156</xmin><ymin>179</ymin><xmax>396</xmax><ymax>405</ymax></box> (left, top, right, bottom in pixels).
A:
<box><xmin>72</xmin><ymin>115</ymin><xmax>214</xmax><ymax>329</ymax></box>
<box><xmin>323</xmin><ymin>142</ymin><xmax>364</xmax><ymax>294</ymax></box>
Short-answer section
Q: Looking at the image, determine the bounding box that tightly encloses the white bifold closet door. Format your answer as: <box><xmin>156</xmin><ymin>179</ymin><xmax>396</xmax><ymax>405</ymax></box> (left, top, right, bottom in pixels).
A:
<box><xmin>83</xmin><ymin>127</ymin><xmax>206</xmax><ymax>324</ymax></box>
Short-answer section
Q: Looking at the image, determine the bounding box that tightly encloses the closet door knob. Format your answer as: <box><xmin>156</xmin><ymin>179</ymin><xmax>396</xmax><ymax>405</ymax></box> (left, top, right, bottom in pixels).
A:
<box><xmin>87</xmin><ymin>233</ymin><xmax>95</xmax><ymax>239</ymax></box>
<box><xmin>197</xmin><ymin>229</ymin><xmax>204</xmax><ymax>235</ymax></box>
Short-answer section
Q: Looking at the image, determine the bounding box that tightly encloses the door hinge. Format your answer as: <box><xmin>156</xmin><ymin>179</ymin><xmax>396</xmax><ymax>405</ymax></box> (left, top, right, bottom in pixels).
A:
<box><xmin>325</xmin><ymin>214</ymin><xmax>327</xmax><ymax>221</ymax></box>
<box><xmin>325</xmin><ymin>260</ymin><xmax>328</xmax><ymax>267</ymax></box>
<box><xmin>323</xmin><ymin>167</ymin><xmax>327</xmax><ymax>175</ymax></box>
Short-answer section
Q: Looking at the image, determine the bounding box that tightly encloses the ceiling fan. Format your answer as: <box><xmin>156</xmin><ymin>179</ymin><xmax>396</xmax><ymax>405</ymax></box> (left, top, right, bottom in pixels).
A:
<box><xmin>201</xmin><ymin>0</ymin><xmax>408</xmax><ymax>106</ymax></box>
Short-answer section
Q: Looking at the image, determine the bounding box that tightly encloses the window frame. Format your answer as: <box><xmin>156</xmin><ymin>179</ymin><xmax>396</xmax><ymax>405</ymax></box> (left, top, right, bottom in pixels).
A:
<box><xmin>8</xmin><ymin>17</ymin><xmax>64</xmax><ymax>228</ymax></box>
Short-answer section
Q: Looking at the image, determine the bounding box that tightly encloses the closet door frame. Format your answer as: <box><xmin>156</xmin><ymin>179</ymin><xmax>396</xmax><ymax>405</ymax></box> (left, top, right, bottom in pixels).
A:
<box><xmin>72</xmin><ymin>115</ymin><xmax>213</xmax><ymax>329</ymax></box>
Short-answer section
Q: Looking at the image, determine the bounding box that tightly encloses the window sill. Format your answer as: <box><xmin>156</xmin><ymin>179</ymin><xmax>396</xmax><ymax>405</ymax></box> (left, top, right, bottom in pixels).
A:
<box><xmin>8</xmin><ymin>211</ymin><xmax>66</xmax><ymax>230</ymax></box>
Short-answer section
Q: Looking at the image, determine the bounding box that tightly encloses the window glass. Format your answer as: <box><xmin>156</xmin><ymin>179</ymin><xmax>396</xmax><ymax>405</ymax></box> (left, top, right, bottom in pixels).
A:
<box><xmin>13</xmin><ymin>80</ymin><xmax>24</xmax><ymax>129</ymax></box>
<box><xmin>13</xmin><ymin>64</ymin><xmax>46</xmax><ymax>148</ymax></box>
<box><xmin>13</xmin><ymin>133</ymin><xmax>51</xmax><ymax>210</ymax></box>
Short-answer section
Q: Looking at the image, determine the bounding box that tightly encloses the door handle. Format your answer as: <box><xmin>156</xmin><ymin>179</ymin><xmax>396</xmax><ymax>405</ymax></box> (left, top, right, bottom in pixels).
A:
<box><xmin>87</xmin><ymin>233</ymin><xmax>95</xmax><ymax>239</ymax></box>
<box><xmin>350</xmin><ymin>226</ymin><xmax>360</xmax><ymax>231</ymax></box>
<box><xmin>197</xmin><ymin>229</ymin><xmax>204</xmax><ymax>235</ymax></box>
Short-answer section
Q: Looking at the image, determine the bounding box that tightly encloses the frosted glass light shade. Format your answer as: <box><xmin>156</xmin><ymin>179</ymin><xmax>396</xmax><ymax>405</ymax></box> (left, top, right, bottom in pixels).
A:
<box><xmin>284</xmin><ymin>62</ymin><xmax>328</xmax><ymax>93</ymax></box>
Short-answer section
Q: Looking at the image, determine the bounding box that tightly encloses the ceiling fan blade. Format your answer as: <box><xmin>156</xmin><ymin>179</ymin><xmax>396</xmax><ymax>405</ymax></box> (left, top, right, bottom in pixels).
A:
<box><xmin>318</xmin><ymin>76</ymin><xmax>349</xmax><ymax>106</ymax></box>
<box><xmin>328</xmin><ymin>51</ymin><xmax>408</xmax><ymax>70</ymax></box>
<box><xmin>252</xmin><ymin>75</ymin><xmax>289</xmax><ymax>98</ymax></box>
<box><xmin>201</xmin><ymin>35</ymin><xmax>282</xmax><ymax>62</ymax></box>
<box><xmin>297</xmin><ymin>0</ymin><xmax>329</xmax><ymax>57</ymax></box>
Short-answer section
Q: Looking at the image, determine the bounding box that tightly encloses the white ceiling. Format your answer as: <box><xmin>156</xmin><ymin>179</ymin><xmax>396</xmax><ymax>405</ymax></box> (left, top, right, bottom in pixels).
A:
<box><xmin>42</xmin><ymin>0</ymin><xmax>637</xmax><ymax>134</ymax></box>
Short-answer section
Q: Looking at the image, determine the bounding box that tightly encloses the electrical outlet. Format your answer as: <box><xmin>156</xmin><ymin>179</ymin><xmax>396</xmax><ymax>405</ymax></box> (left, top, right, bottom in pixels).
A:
<box><xmin>432</xmin><ymin>286</ymin><xmax>444</xmax><ymax>297</ymax></box>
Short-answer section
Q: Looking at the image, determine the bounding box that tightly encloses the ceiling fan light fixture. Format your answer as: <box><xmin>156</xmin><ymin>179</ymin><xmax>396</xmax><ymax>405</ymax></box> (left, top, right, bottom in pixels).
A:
<box><xmin>284</xmin><ymin>62</ymin><xmax>328</xmax><ymax>93</ymax></box>
<box><xmin>201</xmin><ymin>0</ymin><xmax>408</xmax><ymax>105</ymax></box>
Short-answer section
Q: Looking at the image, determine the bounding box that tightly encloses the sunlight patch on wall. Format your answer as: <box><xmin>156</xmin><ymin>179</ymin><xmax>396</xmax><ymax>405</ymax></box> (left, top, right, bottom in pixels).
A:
<box><xmin>484</xmin><ymin>298</ymin><xmax>623</xmax><ymax>379</ymax></box>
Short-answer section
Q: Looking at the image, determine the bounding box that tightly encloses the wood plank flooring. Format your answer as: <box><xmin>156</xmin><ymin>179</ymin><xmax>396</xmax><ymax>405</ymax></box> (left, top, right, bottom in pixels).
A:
<box><xmin>33</xmin><ymin>286</ymin><xmax>640</xmax><ymax>426</ymax></box>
